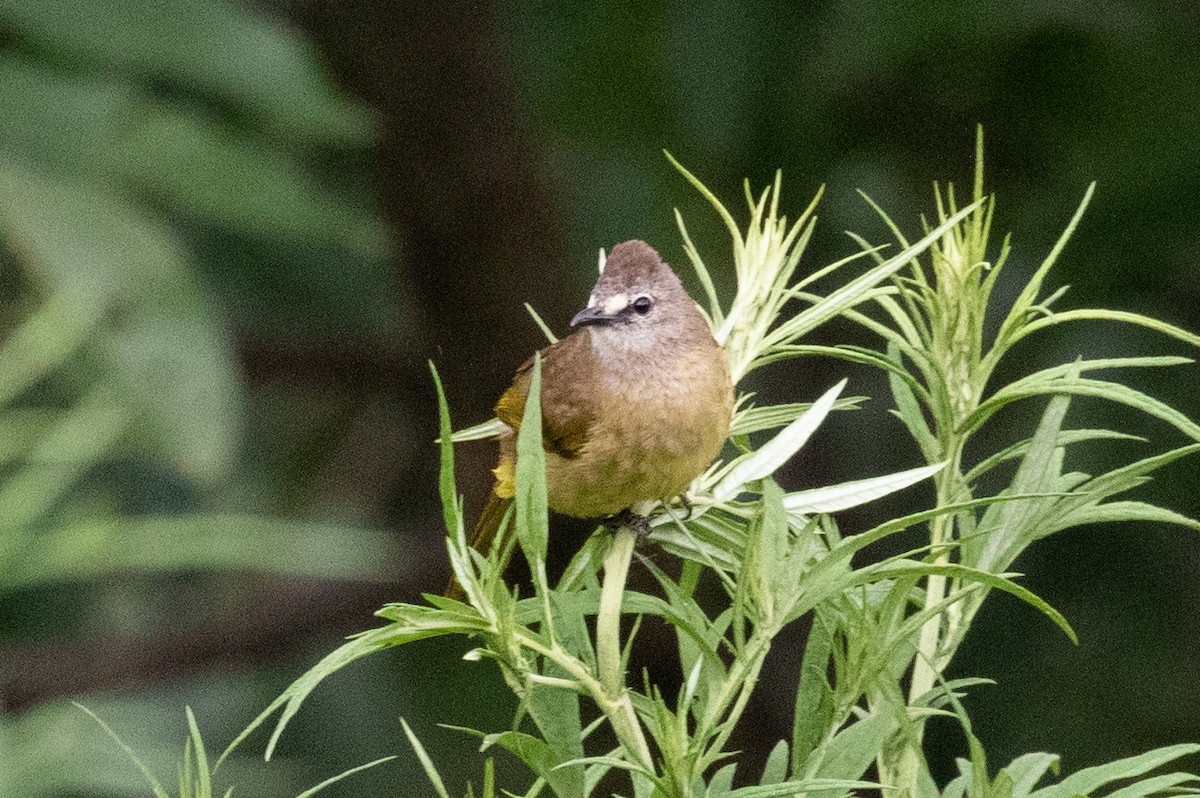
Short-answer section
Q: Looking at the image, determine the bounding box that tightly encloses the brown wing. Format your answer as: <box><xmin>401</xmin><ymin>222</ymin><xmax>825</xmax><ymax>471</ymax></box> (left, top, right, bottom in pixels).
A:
<box><xmin>494</xmin><ymin>333</ymin><xmax>594</xmax><ymax>460</ymax></box>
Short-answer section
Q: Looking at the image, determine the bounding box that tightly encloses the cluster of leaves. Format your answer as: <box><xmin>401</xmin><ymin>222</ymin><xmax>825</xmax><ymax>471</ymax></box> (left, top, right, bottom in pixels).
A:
<box><xmin>75</xmin><ymin>704</ymin><xmax>393</xmax><ymax>798</ymax></box>
<box><xmin>0</xmin><ymin>1</ymin><xmax>399</xmax><ymax>794</ymax></box>
<box><xmin>811</xmin><ymin>131</ymin><xmax>1200</xmax><ymax>790</ymax></box>
<box><xmin>216</xmin><ymin>135</ymin><xmax>1200</xmax><ymax>798</ymax></box>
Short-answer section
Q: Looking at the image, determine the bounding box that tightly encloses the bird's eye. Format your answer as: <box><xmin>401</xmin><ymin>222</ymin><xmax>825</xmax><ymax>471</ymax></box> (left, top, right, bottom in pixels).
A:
<box><xmin>632</xmin><ymin>296</ymin><xmax>653</xmax><ymax>315</ymax></box>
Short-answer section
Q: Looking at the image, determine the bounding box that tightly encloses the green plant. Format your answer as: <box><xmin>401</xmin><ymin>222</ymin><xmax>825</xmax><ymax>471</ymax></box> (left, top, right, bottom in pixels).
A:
<box><xmin>0</xmin><ymin>1</ymin><xmax>403</xmax><ymax>794</ymax></box>
<box><xmin>76</xmin><ymin>704</ymin><xmax>393</xmax><ymax>798</ymax></box>
<box><xmin>228</xmin><ymin>133</ymin><xmax>1200</xmax><ymax>797</ymax></box>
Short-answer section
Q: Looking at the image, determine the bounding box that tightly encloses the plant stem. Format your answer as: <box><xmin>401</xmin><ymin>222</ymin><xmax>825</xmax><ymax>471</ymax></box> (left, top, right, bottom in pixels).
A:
<box><xmin>598</xmin><ymin>528</ymin><xmax>636</xmax><ymax>693</ymax></box>
<box><xmin>596</xmin><ymin>527</ymin><xmax>655</xmax><ymax>772</ymax></box>
<box><xmin>889</xmin><ymin>445</ymin><xmax>966</xmax><ymax>796</ymax></box>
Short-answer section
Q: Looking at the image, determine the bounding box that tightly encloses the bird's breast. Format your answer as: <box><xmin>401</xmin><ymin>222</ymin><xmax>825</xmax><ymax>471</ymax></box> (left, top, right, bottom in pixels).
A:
<box><xmin>544</xmin><ymin>342</ymin><xmax>733</xmax><ymax>518</ymax></box>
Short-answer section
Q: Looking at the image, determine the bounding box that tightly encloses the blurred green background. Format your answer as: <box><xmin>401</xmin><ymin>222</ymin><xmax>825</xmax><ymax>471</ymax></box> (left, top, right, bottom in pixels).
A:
<box><xmin>0</xmin><ymin>0</ymin><xmax>1196</xmax><ymax>795</ymax></box>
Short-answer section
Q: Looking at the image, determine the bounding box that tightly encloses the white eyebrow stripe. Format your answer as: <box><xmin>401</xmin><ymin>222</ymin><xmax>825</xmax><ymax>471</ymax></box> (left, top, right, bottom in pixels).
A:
<box><xmin>602</xmin><ymin>293</ymin><xmax>629</xmax><ymax>315</ymax></box>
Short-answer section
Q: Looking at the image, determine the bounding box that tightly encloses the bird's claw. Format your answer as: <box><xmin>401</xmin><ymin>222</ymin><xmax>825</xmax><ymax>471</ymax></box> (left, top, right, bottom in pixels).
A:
<box><xmin>677</xmin><ymin>494</ymin><xmax>694</xmax><ymax>520</ymax></box>
<box><xmin>606</xmin><ymin>508</ymin><xmax>653</xmax><ymax>542</ymax></box>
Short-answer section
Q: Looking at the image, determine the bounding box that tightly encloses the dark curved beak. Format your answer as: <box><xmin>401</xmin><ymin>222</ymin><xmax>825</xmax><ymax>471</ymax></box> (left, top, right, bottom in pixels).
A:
<box><xmin>570</xmin><ymin>305</ymin><xmax>615</xmax><ymax>327</ymax></box>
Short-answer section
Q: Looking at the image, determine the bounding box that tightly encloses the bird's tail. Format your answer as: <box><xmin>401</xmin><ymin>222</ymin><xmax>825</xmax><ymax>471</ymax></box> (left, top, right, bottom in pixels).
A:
<box><xmin>445</xmin><ymin>492</ymin><xmax>514</xmax><ymax>598</ymax></box>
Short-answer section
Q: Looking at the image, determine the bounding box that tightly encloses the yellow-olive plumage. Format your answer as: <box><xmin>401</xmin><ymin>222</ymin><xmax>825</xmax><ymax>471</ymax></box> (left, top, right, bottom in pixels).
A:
<box><xmin>464</xmin><ymin>239</ymin><xmax>734</xmax><ymax>577</ymax></box>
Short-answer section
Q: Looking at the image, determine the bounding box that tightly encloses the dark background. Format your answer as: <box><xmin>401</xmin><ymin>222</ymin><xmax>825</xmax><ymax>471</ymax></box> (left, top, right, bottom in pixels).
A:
<box><xmin>1</xmin><ymin>0</ymin><xmax>1197</xmax><ymax>795</ymax></box>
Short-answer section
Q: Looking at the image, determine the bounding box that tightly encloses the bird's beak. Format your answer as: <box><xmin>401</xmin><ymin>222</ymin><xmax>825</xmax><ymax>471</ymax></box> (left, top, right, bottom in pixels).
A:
<box><xmin>570</xmin><ymin>305</ymin><xmax>614</xmax><ymax>327</ymax></box>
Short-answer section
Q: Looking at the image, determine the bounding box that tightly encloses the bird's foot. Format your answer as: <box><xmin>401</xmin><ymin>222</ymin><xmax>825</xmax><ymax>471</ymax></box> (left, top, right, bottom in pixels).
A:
<box><xmin>677</xmin><ymin>493</ymin><xmax>694</xmax><ymax>520</ymax></box>
<box><xmin>606</xmin><ymin>508</ymin><xmax>653</xmax><ymax>541</ymax></box>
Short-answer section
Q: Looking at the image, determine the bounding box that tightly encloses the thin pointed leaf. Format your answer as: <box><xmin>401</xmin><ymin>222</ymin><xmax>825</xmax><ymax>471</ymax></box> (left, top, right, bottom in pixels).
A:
<box><xmin>184</xmin><ymin>708</ymin><xmax>211</xmax><ymax>797</ymax></box>
<box><xmin>964</xmin><ymin>429</ymin><xmax>1144</xmax><ymax>484</ymax></box>
<box><xmin>1044</xmin><ymin>500</ymin><xmax>1200</xmax><ymax>535</ymax></box>
<box><xmin>430</xmin><ymin>363</ymin><xmax>462</xmax><ymax>538</ymax></box>
<box><xmin>1015</xmin><ymin>309</ymin><xmax>1200</xmax><ymax>350</ymax></box>
<box><xmin>73</xmin><ymin>703</ymin><xmax>172</xmax><ymax>798</ymax></box>
<box><xmin>1103</xmin><ymin>773</ymin><xmax>1200</xmax><ymax>798</ymax></box>
<box><xmin>962</xmin><ymin>377</ymin><xmax>1200</xmax><ymax>443</ymax></box>
<box><xmin>969</xmin><ymin>388</ymin><xmax>1073</xmax><ymax>571</ymax></box>
<box><xmin>714</xmin><ymin>380</ymin><xmax>845</xmax><ymax>501</ymax></box>
<box><xmin>996</xmin><ymin>183</ymin><xmax>1095</xmax><ymax>346</ymax></box>
<box><xmin>866</xmin><ymin>561</ymin><xmax>1077</xmax><ymax>643</ymax></box>
<box><xmin>447</xmin><ymin>418</ymin><xmax>508</xmax><ymax>443</ymax></box>
<box><xmin>725</xmin><ymin>779</ymin><xmax>880</xmax><ymax>798</ymax></box>
<box><xmin>791</xmin><ymin>610</ymin><xmax>835</xmax><ymax>771</ymax></box>
<box><xmin>1003</xmin><ymin>752</ymin><xmax>1061</xmax><ymax>798</ymax></box>
<box><xmin>888</xmin><ymin>342</ymin><xmax>941</xmax><ymax>463</ymax></box>
<box><xmin>514</xmin><ymin>356</ymin><xmax>550</xmax><ymax>581</ymax></box>
<box><xmin>783</xmin><ymin>462</ymin><xmax>944</xmax><ymax>515</ymax></box>
<box><xmin>525</xmin><ymin>303</ymin><xmax>559</xmax><ymax>344</ymax></box>
<box><xmin>731</xmin><ymin>397</ymin><xmax>866</xmax><ymax>436</ymax></box>
<box><xmin>294</xmin><ymin>757</ymin><xmax>399</xmax><ymax>798</ymax></box>
<box><xmin>1030</xmin><ymin>744</ymin><xmax>1200</xmax><ymax>798</ymax></box>
<box><xmin>768</xmin><ymin>200</ymin><xmax>983</xmax><ymax>345</ymax></box>
<box><xmin>401</xmin><ymin>719</ymin><xmax>452</xmax><ymax>798</ymax></box>
<box><xmin>674</xmin><ymin>207</ymin><xmax>724</xmax><ymax>325</ymax></box>
<box><xmin>665</xmin><ymin>151</ymin><xmax>742</xmax><ymax>243</ymax></box>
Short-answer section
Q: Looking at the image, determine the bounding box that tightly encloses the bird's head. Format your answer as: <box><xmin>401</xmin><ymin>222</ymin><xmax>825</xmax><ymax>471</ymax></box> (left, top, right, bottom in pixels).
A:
<box><xmin>569</xmin><ymin>240</ymin><xmax>698</xmax><ymax>344</ymax></box>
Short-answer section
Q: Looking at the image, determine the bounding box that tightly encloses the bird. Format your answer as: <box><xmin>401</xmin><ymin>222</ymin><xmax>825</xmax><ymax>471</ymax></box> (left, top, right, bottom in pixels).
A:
<box><xmin>457</xmin><ymin>239</ymin><xmax>735</xmax><ymax>591</ymax></box>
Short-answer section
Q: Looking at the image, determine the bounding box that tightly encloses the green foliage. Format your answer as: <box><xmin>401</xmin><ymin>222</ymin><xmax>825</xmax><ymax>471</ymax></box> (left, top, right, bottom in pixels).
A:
<box><xmin>75</xmin><ymin>704</ymin><xmax>394</xmax><ymax>798</ymax></box>
<box><xmin>0</xmin><ymin>0</ymin><xmax>398</xmax><ymax>602</ymax></box>
<box><xmin>228</xmin><ymin>139</ymin><xmax>1196</xmax><ymax>797</ymax></box>
<box><xmin>0</xmin><ymin>1</ymin><xmax>403</xmax><ymax>794</ymax></box>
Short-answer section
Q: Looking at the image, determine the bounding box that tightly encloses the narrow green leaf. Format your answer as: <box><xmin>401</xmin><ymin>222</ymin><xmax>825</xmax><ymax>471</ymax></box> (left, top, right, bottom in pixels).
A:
<box><xmin>888</xmin><ymin>342</ymin><xmax>941</xmax><ymax>463</ymax></box>
<box><xmin>0</xmin><ymin>0</ymin><xmax>373</xmax><ymax>144</ymax></box>
<box><xmin>996</xmin><ymin>183</ymin><xmax>1095</xmax><ymax>349</ymax></box>
<box><xmin>783</xmin><ymin>462</ymin><xmax>943</xmax><ymax>515</ymax></box>
<box><xmin>759</xmin><ymin>741</ymin><xmax>791</xmax><ymax>785</ymax></box>
<box><xmin>962</xmin><ymin>377</ymin><xmax>1200</xmax><ymax>444</ymax></box>
<box><xmin>767</xmin><ymin>199</ymin><xmax>983</xmax><ymax>345</ymax></box>
<box><xmin>968</xmin><ymin>387</ymin><xmax>1072</xmax><ymax>572</ymax></box>
<box><xmin>73</xmin><ymin>703</ymin><xmax>172</xmax><ymax>798</ymax></box>
<box><xmin>0</xmin><ymin>386</ymin><xmax>127</xmax><ymax>536</ymax></box>
<box><xmin>1015</xmin><ymin>309</ymin><xmax>1200</xmax><ymax>350</ymax></box>
<box><xmin>514</xmin><ymin>355</ymin><xmax>550</xmax><ymax>577</ymax></box>
<box><xmin>665</xmin><ymin>151</ymin><xmax>743</xmax><ymax>244</ymax></box>
<box><xmin>673</xmin><ymin>207</ymin><xmax>724</xmax><ymax>326</ymax></box>
<box><xmin>1103</xmin><ymin>772</ymin><xmax>1200</xmax><ymax>798</ymax></box>
<box><xmin>791</xmin><ymin>610</ymin><xmax>836</xmax><ymax>771</ymax></box>
<box><xmin>479</xmin><ymin>729</ymin><xmax>582</xmax><ymax>798</ymax></box>
<box><xmin>964</xmin><ymin>429</ymin><xmax>1144</xmax><ymax>484</ymax></box>
<box><xmin>525</xmin><ymin>303</ymin><xmax>559</xmax><ymax>344</ymax></box>
<box><xmin>725</xmin><ymin>778</ymin><xmax>880</xmax><ymax>797</ymax></box>
<box><xmin>730</xmin><ymin>397</ymin><xmax>866</xmax><ymax>436</ymax></box>
<box><xmin>1045</xmin><ymin>500</ymin><xmax>1200</xmax><ymax>535</ymax></box>
<box><xmin>0</xmin><ymin>163</ymin><xmax>242</xmax><ymax>480</ymax></box>
<box><xmin>761</xmin><ymin>343</ymin><xmax>929</xmax><ymax>402</ymax></box>
<box><xmin>867</xmin><ymin>561</ymin><xmax>1077</xmax><ymax>643</ymax></box>
<box><xmin>294</xmin><ymin>757</ymin><xmax>398</xmax><ymax>798</ymax></box>
<box><xmin>224</xmin><ymin>620</ymin><xmax>460</xmax><ymax>765</ymax></box>
<box><xmin>1030</xmin><ymin>744</ymin><xmax>1200</xmax><ymax>798</ymax></box>
<box><xmin>5</xmin><ymin>514</ymin><xmax>400</xmax><ymax>590</ymax></box>
<box><xmin>185</xmin><ymin>708</ymin><xmax>211</xmax><ymax>797</ymax></box>
<box><xmin>1068</xmin><ymin>444</ymin><xmax>1200</xmax><ymax>502</ymax></box>
<box><xmin>708</xmin><ymin>763</ymin><xmax>738</xmax><ymax>796</ymax></box>
<box><xmin>0</xmin><ymin>288</ymin><xmax>105</xmax><ymax>407</ymax></box>
<box><xmin>111</xmin><ymin>106</ymin><xmax>387</xmax><ymax>257</ymax></box>
<box><xmin>524</xmin><ymin>684</ymin><xmax>587</xmax><ymax>798</ymax></box>
<box><xmin>714</xmin><ymin>380</ymin><xmax>845</xmax><ymax>501</ymax></box>
<box><xmin>447</xmin><ymin>418</ymin><xmax>508</xmax><ymax>443</ymax></box>
<box><xmin>430</xmin><ymin>363</ymin><xmax>463</xmax><ymax>540</ymax></box>
<box><xmin>1002</xmin><ymin>752</ymin><xmax>1061</xmax><ymax>798</ymax></box>
<box><xmin>400</xmin><ymin>718</ymin><xmax>452</xmax><ymax>798</ymax></box>
<box><xmin>809</xmin><ymin>712</ymin><xmax>896</xmax><ymax>782</ymax></box>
